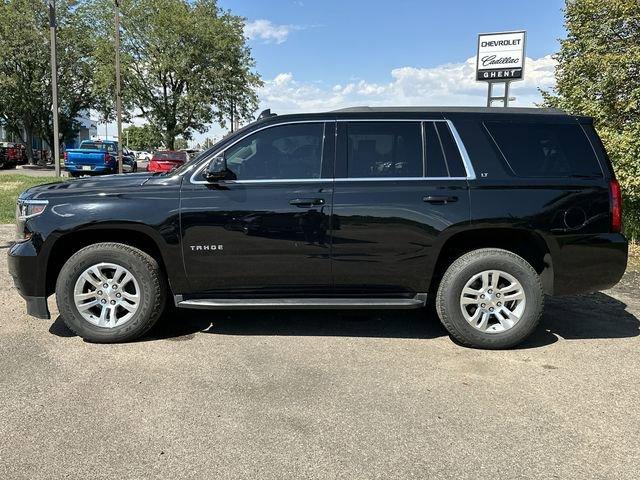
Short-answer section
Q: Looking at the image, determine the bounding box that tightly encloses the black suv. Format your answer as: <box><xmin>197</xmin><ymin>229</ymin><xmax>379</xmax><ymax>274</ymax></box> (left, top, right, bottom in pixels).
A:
<box><xmin>8</xmin><ymin>107</ymin><xmax>628</xmax><ymax>348</ymax></box>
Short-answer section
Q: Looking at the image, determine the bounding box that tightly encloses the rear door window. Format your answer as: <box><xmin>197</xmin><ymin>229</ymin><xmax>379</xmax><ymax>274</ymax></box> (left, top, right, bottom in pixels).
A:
<box><xmin>484</xmin><ymin>121</ymin><xmax>603</xmax><ymax>177</ymax></box>
<box><xmin>346</xmin><ymin>122</ymin><xmax>422</xmax><ymax>178</ymax></box>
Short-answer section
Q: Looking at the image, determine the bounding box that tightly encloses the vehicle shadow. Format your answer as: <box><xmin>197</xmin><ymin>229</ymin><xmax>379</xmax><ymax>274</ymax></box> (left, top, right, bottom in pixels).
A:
<box><xmin>145</xmin><ymin>308</ymin><xmax>448</xmax><ymax>342</ymax></box>
<box><xmin>48</xmin><ymin>292</ymin><xmax>639</xmax><ymax>347</ymax></box>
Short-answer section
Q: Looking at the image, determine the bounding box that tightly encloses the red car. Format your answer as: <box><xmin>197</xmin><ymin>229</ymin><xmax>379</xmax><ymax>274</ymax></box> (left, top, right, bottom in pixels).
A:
<box><xmin>147</xmin><ymin>150</ymin><xmax>188</xmax><ymax>173</ymax></box>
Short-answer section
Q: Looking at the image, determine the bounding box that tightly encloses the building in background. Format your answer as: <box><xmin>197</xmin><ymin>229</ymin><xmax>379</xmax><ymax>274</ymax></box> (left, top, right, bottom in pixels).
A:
<box><xmin>67</xmin><ymin>110</ymin><xmax>98</xmax><ymax>148</ymax></box>
<box><xmin>0</xmin><ymin>110</ymin><xmax>97</xmax><ymax>160</ymax></box>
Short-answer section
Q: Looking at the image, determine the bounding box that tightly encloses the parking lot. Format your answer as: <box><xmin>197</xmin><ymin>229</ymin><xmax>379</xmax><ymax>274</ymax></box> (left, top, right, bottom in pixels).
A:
<box><xmin>0</xmin><ymin>224</ymin><xmax>638</xmax><ymax>479</ymax></box>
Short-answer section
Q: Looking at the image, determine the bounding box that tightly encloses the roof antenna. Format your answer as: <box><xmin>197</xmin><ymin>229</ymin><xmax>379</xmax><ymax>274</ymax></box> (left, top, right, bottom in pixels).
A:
<box><xmin>257</xmin><ymin>108</ymin><xmax>277</xmax><ymax>120</ymax></box>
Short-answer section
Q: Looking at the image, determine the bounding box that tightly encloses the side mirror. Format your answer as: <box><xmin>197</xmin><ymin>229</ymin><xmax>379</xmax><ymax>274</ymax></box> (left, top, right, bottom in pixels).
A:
<box><xmin>204</xmin><ymin>156</ymin><xmax>231</xmax><ymax>181</ymax></box>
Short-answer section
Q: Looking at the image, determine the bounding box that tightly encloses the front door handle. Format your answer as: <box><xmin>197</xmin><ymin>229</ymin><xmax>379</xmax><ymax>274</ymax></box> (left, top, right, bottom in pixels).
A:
<box><xmin>289</xmin><ymin>198</ymin><xmax>325</xmax><ymax>208</ymax></box>
<box><xmin>423</xmin><ymin>195</ymin><xmax>458</xmax><ymax>204</ymax></box>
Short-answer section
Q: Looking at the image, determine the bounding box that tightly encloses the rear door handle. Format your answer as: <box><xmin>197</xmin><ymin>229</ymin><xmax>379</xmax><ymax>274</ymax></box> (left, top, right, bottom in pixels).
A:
<box><xmin>423</xmin><ymin>195</ymin><xmax>458</xmax><ymax>204</ymax></box>
<box><xmin>289</xmin><ymin>198</ymin><xmax>325</xmax><ymax>208</ymax></box>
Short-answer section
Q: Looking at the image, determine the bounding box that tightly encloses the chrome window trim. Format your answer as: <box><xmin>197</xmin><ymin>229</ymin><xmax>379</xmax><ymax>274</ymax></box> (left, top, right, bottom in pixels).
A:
<box><xmin>334</xmin><ymin>176</ymin><xmax>469</xmax><ymax>182</ymax></box>
<box><xmin>189</xmin><ymin>118</ymin><xmax>475</xmax><ymax>185</ymax></box>
<box><xmin>445</xmin><ymin>119</ymin><xmax>477</xmax><ymax>180</ymax></box>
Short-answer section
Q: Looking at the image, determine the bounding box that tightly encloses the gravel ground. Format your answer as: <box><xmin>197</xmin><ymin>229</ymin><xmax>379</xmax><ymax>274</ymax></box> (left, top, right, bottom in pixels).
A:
<box><xmin>1</xmin><ymin>224</ymin><xmax>638</xmax><ymax>480</ymax></box>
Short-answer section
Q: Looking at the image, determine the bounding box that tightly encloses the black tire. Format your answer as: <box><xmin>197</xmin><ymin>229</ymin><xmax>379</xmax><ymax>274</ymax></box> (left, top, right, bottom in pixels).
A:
<box><xmin>56</xmin><ymin>242</ymin><xmax>166</xmax><ymax>343</ymax></box>
<box><xmin>436</xmin><ymin>248</ymin><xmax>544</xmax><ymax>349</ymax></box>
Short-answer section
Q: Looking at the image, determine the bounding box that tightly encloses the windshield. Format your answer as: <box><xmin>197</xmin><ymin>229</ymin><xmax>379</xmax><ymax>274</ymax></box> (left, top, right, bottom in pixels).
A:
<box><xmin>81</xmin><ymin>142</ymin><xmax>116</xmax><ymax>152</ymax></box>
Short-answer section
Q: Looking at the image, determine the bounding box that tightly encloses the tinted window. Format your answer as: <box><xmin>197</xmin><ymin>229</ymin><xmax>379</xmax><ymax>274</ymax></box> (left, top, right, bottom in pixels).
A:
<box><xmin>436</xmin><ymin>123</ymin><xmax>467</xmax><ymax>177</ymax></box>
<box><xmin>225</xmin><ymin>123</ymin><xmax>324</xmax><ymax>180</ymax></box>
<box><xmin>485</xmin><ymin>122</ymin><xmax>603</xmax><ymax>177</ymax></box>
<box><xmin>347</xmin><ymin>122</ymin><xmax>422</xmax><ymax>178</ymax></box>
<box><xmin>424</xmin><ymin>122</ymin><xmax>448</xmax><ymax>177</ymax></box>
<box><xmin>81</xmin><ymin>142</ymin><xmax>116</xmax><ymax>152</ymax></box>
<box><xmin>154</xmin><ymin>151</ymin><xmax>188</xmax><ymax>161</ymax></box>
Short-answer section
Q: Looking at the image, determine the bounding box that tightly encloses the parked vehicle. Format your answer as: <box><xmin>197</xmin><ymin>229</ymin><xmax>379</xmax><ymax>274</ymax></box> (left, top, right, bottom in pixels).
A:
<box><xmin>147</xmin><ymin>150</ymin><xmax>188</xmax><ymax>172</ymax></box>
<box><xmin>180</xmin><ymin>148</ymin><xmax>203</xmax><ymax>161</ymax></box>
<box><xmin>136</xmin><ymin>151</ymin><xmax>153</xmax><ymax>162</ymax></box>
<box><xmin>0</xmin><ymin>142</ymin><xmax>25</xmax><ymax>168</ymax></box>
<box><xmin>64</xmin><ymin>140</ymin><xmax>137</xmax><ymax>176</ymax></box>
<box><xmin>9</xmin><ymin>107</ymin><xmax>628</xmax><ymax>348</ymax></box>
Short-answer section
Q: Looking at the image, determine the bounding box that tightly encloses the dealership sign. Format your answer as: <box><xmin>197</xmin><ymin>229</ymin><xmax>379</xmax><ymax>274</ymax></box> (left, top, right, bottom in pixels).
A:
<box><xmin>476</xmin><ymin>31</ymin><xmax>526</xmax><ymax>82</ymax></box>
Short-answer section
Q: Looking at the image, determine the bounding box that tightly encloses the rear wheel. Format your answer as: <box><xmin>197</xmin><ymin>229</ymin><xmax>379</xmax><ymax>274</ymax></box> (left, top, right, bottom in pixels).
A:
<box><xmin>56</xmin><ymin>242</ymin><xmax>166</xmax><ymax>343</ymax></box>
<box><xmin>436</xmin><ymin>248</ymin><xmax>544</xmax><ymax>349</ymax></box>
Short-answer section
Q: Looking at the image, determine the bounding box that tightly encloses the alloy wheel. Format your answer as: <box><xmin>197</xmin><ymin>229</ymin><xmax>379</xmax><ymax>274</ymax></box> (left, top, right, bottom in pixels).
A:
<box><xmin>459</xmin><ymin>269</ymin><xmax>526</xmax><ymax>333</ymax></box>
<box><xmin>73</xmin><ymin>262</ymin><xmax>141</xmax><ymax>328</ymax></box>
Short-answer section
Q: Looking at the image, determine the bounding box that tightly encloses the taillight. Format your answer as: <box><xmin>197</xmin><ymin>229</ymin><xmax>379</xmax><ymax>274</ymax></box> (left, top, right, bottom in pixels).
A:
<box><xmin>609</xmin><ymin>179</ymin><xmax>622</xmax><ymax>233</ymax></box>
<box><xmin>63</xmin><ymin>151</ymin><xmax>68</xmax><ymax>161</ymax></box>
<box><xmin>104</xmin><ymin>152</ymin><xmax>110</xmax><ymax>164</ymax></box>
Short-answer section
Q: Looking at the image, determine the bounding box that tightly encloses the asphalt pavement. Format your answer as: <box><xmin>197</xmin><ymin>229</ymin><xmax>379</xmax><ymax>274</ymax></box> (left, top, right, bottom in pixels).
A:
<box><xmin>0</xmin><ymin>224</ymin><xmax>638</xmax><ymax>479</ymax></box>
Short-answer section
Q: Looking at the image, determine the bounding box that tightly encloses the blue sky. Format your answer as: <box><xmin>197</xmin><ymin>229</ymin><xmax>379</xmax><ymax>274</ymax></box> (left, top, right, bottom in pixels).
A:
<box><xmin>113</xmin><ymin>0</ymin><xmax>568</xmax><ymax>147</ymax></box>
<box><xmin>223</xmin><ymin>0</ymin><xmax>566</xmax><ymax>85</ymax></box>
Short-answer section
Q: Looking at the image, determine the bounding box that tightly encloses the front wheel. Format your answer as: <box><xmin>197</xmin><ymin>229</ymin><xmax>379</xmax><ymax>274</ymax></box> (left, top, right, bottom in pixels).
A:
<box><xmin>56</xmin><ymin>243</ymin><xmax>166</xmax><ymax>343</ymax></box>
<box><xmin>436</xmin><ymin>248</ymin><xmax>544</xmax><ymax>349</ymax></box>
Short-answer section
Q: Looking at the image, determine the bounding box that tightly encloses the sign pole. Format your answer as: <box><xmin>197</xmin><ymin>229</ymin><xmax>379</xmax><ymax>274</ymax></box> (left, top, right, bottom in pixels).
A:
<box><xmin>503</xmin><ymin>81</ymin><xmax>510</xmax><ymax>107</ymax></box>
<box><xmin>486</xmin><ymin>81</ymin><xmax>512</xmax><ymax>107</ymax></box>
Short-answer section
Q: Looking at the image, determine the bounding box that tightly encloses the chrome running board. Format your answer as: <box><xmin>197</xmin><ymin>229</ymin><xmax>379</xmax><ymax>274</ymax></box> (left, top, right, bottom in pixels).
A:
<box><xmin>175</xmin><ymin>294</ymin><xmax>427</xmax><ymax>310</ymax></box>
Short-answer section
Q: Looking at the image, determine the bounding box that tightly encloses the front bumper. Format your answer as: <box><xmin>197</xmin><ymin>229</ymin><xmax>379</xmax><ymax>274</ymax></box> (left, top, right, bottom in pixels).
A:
<box><xmin>8</xmin><ymin>239</ymin><xmax>51</xmax><ymax>319</ymax></box>
<box><xmin>23</xmin><ymin>296</ymin><xmax>50</xmax><ymax>319</ymax></box>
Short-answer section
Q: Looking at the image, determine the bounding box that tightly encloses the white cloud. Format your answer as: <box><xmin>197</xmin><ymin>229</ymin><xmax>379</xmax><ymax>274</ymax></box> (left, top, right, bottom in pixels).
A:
<box><xmin>258</xmin><ymin>55</ymin><xmax>558</xmax><ymax>113</ymax></box>
<box><xmin>98</xmin><ymin>55</ymin><xmax>559</xmax><ymax>147</ymax></box>
<box><xmin>244</xmin><ymin>19</ymin><xmax>296</xmax><ymax>44</ymax></box>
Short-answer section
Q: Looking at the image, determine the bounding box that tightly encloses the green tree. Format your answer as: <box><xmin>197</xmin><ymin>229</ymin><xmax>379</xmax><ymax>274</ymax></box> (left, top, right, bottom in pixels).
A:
<box><xmin>123</xmin><ymin>124</ymin><xmax>163</xmax><ymax>151</ymax></box>
<box><xmin>542</xmin><ymin>0</ymin><xmax>640</xmax><ymax>239</ymax></box>
<box><xmin>0</xmin><ymin>0</ymin><xmax>97</xmax><ymax>162</ymax></box>
<box><xmin>174</xmin><ymin>137</ymin><xmax>188</xmax><ymax>150</ymax></box>
<box><xmin>88</xmin><ymin>0</ymin><xmax>261</xmax><ymax>150</ymax></box>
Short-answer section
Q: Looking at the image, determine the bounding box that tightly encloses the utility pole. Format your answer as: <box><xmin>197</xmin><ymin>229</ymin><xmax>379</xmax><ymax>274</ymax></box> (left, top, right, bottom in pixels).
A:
<box><xmin>230</xmin><ymin>99</ymin><xmax>235</xmax><ymax>133</ymax></box>
<box><xmin>114</xmin><ymin>0</ymin><xmax>123</xmax><ymax>173</ymax></box>
<box><xmin>48</xmin><ymin>1</ymin><xmax>60</xmax><ymax>177</ymax></box>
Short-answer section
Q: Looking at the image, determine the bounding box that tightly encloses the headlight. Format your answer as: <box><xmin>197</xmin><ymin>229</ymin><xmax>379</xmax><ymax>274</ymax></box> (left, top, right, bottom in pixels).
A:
<box><xmin>17</xmin><ymin>199</ymin><xmax>49</xmax><ymax>220</ymax></box>
<box><xmin>16</xmin><ymin>199</ymin><xmax>48</xmax><ymax>240</ymax></box>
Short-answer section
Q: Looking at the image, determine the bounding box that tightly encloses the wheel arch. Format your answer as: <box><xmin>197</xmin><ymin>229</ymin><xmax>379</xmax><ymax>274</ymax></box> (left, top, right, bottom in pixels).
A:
<box><xmin>45</xmin><ymin>225</ymin><xmax>173</xmax><ymax>297</ymax></box>
<box><xmin>431</xmin><ymin>228</ymin><xmax>554</xmax><ymax>296</ymax></box>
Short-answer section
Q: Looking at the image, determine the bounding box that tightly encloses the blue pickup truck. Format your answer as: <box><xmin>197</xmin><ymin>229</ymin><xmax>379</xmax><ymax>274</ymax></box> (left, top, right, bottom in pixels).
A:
<box><xmin>64</xmin><ymin>140</ymin><xmax>137</xmax><ymax>176</ymax></box>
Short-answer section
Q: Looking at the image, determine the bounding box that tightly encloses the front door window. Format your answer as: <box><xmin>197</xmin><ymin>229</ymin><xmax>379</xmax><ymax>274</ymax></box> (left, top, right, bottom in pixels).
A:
<box><xmin>224</xmin><ymin>123</ymin><xmax>324</xmax><ymax>180</ymax></box>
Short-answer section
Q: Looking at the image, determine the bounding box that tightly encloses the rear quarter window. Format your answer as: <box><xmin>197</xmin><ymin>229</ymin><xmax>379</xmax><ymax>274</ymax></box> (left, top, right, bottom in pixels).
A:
<box><xmin>484</xmin><ymin>121</ymin><xmax>603</xmax><ymax>178</ymax></box>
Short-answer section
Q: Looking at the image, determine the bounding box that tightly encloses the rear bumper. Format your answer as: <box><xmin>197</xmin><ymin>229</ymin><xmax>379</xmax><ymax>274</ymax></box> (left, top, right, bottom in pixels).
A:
<box><xmin>552</xmin><ymin>233</ymin><xmax>628</xmax><ymax>295</ymax></box>
<box><xmin>8</xmin><ymin>239</ymin><xmax>51</xmax><ymax>319</ymax></box>
<box><xmin>65</xmin><ymin>164</ymin><xmax>114</xmax><ymax>174</ymax></box>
